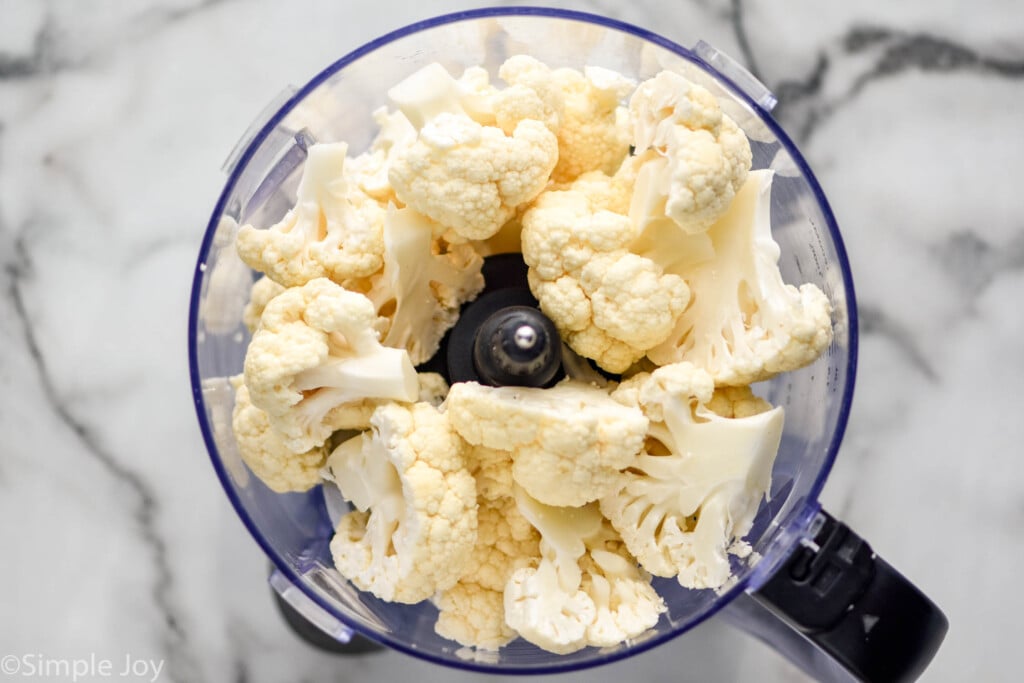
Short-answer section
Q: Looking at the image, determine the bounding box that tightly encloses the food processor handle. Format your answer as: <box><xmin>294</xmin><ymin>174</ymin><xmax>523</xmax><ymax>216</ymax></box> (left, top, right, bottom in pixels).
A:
<box><xmin>742</xmin><ymin>509</ymin><xmax>948</xmax><ymax>682</ymax></box>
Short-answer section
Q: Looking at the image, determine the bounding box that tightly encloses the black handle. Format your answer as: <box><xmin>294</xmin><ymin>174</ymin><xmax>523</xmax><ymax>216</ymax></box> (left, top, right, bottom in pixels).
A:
<box><xmin>752</xmin><ymin>510</ymin><xmax>948</xmax><ymax>682</ymax></box>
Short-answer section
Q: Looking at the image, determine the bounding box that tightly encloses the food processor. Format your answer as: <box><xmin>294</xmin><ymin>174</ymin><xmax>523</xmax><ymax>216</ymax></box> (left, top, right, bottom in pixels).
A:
<box><xmin>188</xmin><ymin>8</ymin><xmax>948</xmax><ymax>681</ymax></box>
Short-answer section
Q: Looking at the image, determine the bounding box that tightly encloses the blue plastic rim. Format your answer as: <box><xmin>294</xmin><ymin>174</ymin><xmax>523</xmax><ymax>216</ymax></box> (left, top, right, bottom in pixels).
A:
<box><xmin>188</xmin><ymin>6</ymin><xmax>858</xmax><ymax>674</ymax></box>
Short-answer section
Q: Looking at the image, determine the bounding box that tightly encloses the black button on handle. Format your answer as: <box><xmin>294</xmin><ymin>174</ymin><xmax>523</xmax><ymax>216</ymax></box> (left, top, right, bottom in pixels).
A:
<box><xmin>753</xmin><ymin>509</ymin><xmax>948</xmax><ymax>683</ymax></box>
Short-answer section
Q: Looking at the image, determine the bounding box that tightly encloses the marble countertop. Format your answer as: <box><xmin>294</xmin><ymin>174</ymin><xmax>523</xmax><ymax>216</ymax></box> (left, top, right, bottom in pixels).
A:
<box><xmin>2</xmin><ymin>0</ymin><xmax>1021</xmax><ymax>681</ymax></box>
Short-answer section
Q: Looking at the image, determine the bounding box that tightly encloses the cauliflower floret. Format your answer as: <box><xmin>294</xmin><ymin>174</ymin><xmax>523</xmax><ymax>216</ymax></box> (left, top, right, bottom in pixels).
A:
<box><xmin>522</xmin><ymin>185</ymin><xmax>690</xmax><ymax>373</ymax></box>
<box><xmin>242</xmin><ymin>276</ymin><xmax>286</xmax><ymax>333</ymax></box>
<box><xmin>387</xmin><ymin>62</ymin><xmax>498</xmax><ymax>130</ymax></box>
<box><xmin>580</xmin><ymin>534</ymin><xmax>666</xmax><ymax>648</ymax></box>
<box><xmin>416</xmin><ymin>371</ymin><xmax>450</xmax><ymax>407</ymax></box>
<box><xmin>229</xmin><ymin>376</ymin><xmax>326</xmax><ymax>493</ymax></box>
<box><xmin>603</xmin><ymin>362</ymin><xmax>784</xmax><ymax>589</ymax></box>
<box><xmin>646</xmin><ymin>170</ymin><xmax>834</xmax><ymax>385</ymax></box>
<box><xmin>499</xmin><ymin>56</ymin><xmax>634</xmax><ymax>183</ymax></box>
<box><xmin>706</xmin><ymin>385</ymin><xmax>773</xmax><ymax>418</ymax></box>
<box><xmin>243</xmin><ymin>278</ymin><xmax>418</xmax><ymax>452</ymax></box>
<box><xmin>389</xmin><ymin>113</ymin><xmax>558</xmax><ymax>241</ymax></box>
<box><xmin>327</xmin><ymin>402</ymin><xmax>477</xmax><ymax>603</ymax></box>
<box><xmin>386</xmin><ymin>62</ymin><xmax>559</xmax><ymax>241</ymax></box>
<box><xmin>504</xmin><ymin>489</ymin><xmax>665</xmax><ymax>654</ymax></box>
<box><xmin>362</xmin><ymin>206</ymin><xmax>484</xmax><ymax>364</ymax></box>
<box><xmin>628</xmin><ymin>70</ymin><xmax>752</xmax><ymax>235</ymax></box>
<box><xmin>435</xmin><ymin>497</ymin><xmax>540</xmax><ymax>650</ymax></box>
<box><xmin>468</xmin><ymin>445</ymin><xmax>515</xmax><ymax>502</ymax></box>
<box><xmin>345</xmin><ymin>107</ymin><xmax>418</xmax><ymax>203</ymax></box>
<box><xmin>435</xmin><ymin>581</ymin><xmax>518</xmax><ymax>651</ymax></box>
<box><xmin>445</xmin><ymin>380</ymin><xmax>648</xmax><ymax>507</ymax></box>
<box><xmin>236</xmin><ymin>142</ymin><xmax>386</xmax><ymax>287</ymax></box>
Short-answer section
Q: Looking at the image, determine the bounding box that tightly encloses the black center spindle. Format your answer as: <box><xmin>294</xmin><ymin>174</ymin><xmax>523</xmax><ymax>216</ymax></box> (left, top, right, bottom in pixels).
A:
<box><xmin>472</xmin><ymin>305</ymin><xmax>561</xmax><ymax>388</ymax></box>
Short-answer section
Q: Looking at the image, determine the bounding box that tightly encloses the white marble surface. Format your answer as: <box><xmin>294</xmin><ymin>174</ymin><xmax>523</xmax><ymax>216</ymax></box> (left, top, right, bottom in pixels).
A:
<box><xmin>1</xmin><ymin>0</ymin><xmax>1022</xmax><ymax>681</ymax></box>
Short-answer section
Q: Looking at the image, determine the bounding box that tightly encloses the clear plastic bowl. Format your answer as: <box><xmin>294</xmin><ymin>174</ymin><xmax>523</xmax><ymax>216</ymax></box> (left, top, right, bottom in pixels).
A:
<box><xmin>188</xmin><ymin>7</ymin><xmax>856</xmax><ymax>675</ymax></box>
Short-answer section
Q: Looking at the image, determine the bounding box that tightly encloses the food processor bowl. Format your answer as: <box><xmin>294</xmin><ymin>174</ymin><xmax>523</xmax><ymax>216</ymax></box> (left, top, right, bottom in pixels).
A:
<box><xmin>189</xmin><ymin>8</ymin><xmax>946</xmax><ymax>680</ymax></box>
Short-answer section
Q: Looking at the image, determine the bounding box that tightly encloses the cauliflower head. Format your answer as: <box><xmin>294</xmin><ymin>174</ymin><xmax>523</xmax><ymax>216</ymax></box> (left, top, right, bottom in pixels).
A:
<box><xmin>236</xmin><ymin>142</ymin><xmax>387</xmax><ymax>287</ymax></box>
<box><xmin>229</xmin><ymin>376</ymin><xmax>327</xmax><ymax>493</ymax></box>
<box><xmin>628</xmin><ymin>70</ymin><xmax>751</xmax><ymax>235</ymax></box>
<box><xmin>603</xmin><ymin>362</ymin><xmax>784</xmax><ymax>589</ymax></box>
<box><xmin>522</xmin><ymin>185</ymin><xmax>690</xmax><ymax>373</ymax></box>
<box><xmin>499</xmin><ymin>56</ymin><xmax>634</xmax><ymax>183</ymax></box>
<box><xmin>446</xmin><ymin>380</ymin><xmax>648</xmax><ymax>507</ymax></box>
<box><xmin>243</xmin><ymin>278</ymin><xmax>418</xmax><ymax>452</ymax></box>
<box><xmin>646</xmin><ymin>170</ymin><xmax>834</xmax><ymax>385</ymax></box>
<box><xmin>327</xmin><ymin>402</ymin><xmax>478</xmax><ymax>603</ymax></box>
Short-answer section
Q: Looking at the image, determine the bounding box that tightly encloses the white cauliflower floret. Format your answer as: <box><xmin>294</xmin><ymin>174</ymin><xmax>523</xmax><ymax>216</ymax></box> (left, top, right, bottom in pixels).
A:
<box><xmin>236</xmin><ymin>142</ymin><xmax>386</xmax><ymax>287</ymax></box>
<box><xmin>242</xmin><ymin>276</ymin><xmax>286</xmax><ymax>333</ymax></box>
<box><xmin>229</xmin><ymin>376</ymin><xmax>326</xmax><ymax>493</ymax></box>
<box><xmin>504</xmin><ymin>493</ymin><xmax>601</xmax><ymax>655</ymax></box>
<box><xmin>386</xmin><ymin>62</ymin><xmax>558</xmax><ymax>241</ymax></box>
<box><xmin>387</xmin><ymin>62</ymin><xmax>498</xmax><ymax>130</ymax></box>
<box><xmin>327</xmin><ymin>402</ymin><xmax>477</xmax><ymax>604</ymax></box>
<box><xmin>504</xmin><ymin>489</ymin><xmax>665</xmax><ymax>654</ymax></box>
<box><xmin>416</xmin><ymin>372</ymin><xmax>450</xmax><ymax>407</ymax></box>
<box><xmin>628</xmin><ymin>70</ymin><xmax>752</xmax><ymax>235</ymax></box>
<box><xmin>435</xmin><ymin>581</ymin><xmax>518</xmax><ymax>651</ymax></box>
<box><xmin>647</xmin><ymin>170</ymin><xmax>834</xmax><ymax>385</ymax></box>
<box><xmin>706</xmin><ymin>385</ymin><xmax>773</xmax><ymax>419</ymax></box>
<box><xmin>345</xmin><ymin>107</ymin><xmax>418</xmax><ymax>203</ymax></box>
<box><xmin>603</xmin><ymin>362</ymin><xmax>784</xmax><ymax>589</ymax></box>
<box><xmin>434</xmin><ymin>497</ymin><xmax>540</xmax><ymax>650</ymax></box>
<box><xmin>243</xmin><ymin>278</ymin><xmax>418</xmax><ymax>452</ymax></box>
<box><xmin>522</xmin><ymin>185</ymin><xmax>690</xmax><ymax>373</ymax></box>
<box><xmin>389</xmin><ymin>113</ymin><xmax>558</xmax><ymax>241</ymax></box>
<box><xmin>363</xmin><ymin>206</ymin><xmax>484</xmax><ymax>364</ymax></box>
<box><xmin>499</xmin><ymin>55</ymin><xmax>634</xmax><ymax>183</ymax></box>
<box><xmin>468</xmin><ymin>445</ymin><xmax>515</xmax><ymax>502</ymax></box>
<box><xmin>580</xmin><ymin>535</ymin><xmax>666</xmax><ymax>648</ymax></box>
<box><xmin>446</xmin><ymin>380</ymin><xmax>648</xmax><ymax>507</ymax></box>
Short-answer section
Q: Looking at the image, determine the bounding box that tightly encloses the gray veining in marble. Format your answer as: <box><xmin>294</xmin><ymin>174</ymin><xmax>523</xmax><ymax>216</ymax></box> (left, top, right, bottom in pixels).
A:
<box><xmin>2</xmin><ymin>0</ymin><xmax>1022</xmax><ymax>681</ymax></box>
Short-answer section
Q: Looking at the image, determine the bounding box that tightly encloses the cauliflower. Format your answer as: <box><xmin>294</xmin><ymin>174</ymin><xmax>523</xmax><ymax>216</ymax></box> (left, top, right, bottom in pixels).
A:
<box><xmin>242</xmin><ymin>276</ymin><xmax>286</xmax><ymax>333</ymax></box>
<box><xmin>468</xmin><ymin>445</ymin><xmax>515</xmax><ymax>502</ymax></box>
<box><xmin>435</xmin><ymin>497</ymin><xmax>540</xmax><ymax>650</ymax></box>
<box><xmin>416</xmin><ymin>371</ymin><xmax>450</xmax><ymax>407</ymax></box>
<box><xmin>521</xmin><ymin>185</ymin><xmax>690</xmax><ymax>373</ymax></box>
<box><xmin>363</xmin><ymin>206</ymin><xmax>484</xmax><ymax>364</ymax></box>
<box><xmin>706</xmin><ymin>385</ymin><xmax>773</xmax><ymax>419</ymax></box>
<box><xmin>628</xmin><ymin>70</ymin><xmax>752</xmax><ymax>234</ymax></box>
<box><xmin>435</xmin><ymin>581</ymin><xmax>518</xmax><ymax>651</ymax></box>
<box><xmin>603</xmin><ymin>362</ymin><xmax>784</xmax><ymax>589</ymax></box>
<box><xmin>243</xmin><ymin>278</ymin><xmax>418</xmax><ymax>452</ymax></box>
<box><xmin>445</xmin><ymin>380</ymin><xmax>648</xmax><ymax>507</ymax></box>
<box><xmin>229</xmin><ymin>376</ymin><xmax>326</xmax><ymax>493</ymax></box>
<box><xmin>580</xmin><ymin>535</ymin><xmax>666</xmax><ymax>648</ymax></box>
<box><xmin>646</xmin><ymin>170</ymin><xmax>834</xmax><ymax>385</ymax></box>
<box><xmin>386</xmin><ymin>62</ymin><xmax>498</xmax><ymax>130</ymax></box>
<box><xmin>345</xmin><ymin>107</ymin><xmax>418</xmax><ymax>203</ymax></box>
<box><xmin>387</xmin><ymin>63</ymin><xmax>559</xmax><ymax>241</ymax></box>
<box><xmin>504</xmin><ymin>489</ymin><xmax>665</xmax><ymax>654</ymax></box>
<box><xmin>499</xmin><ymin>56</ymin><xmax>634</xmax><ymax>183</ymax></box>
<box><xmin>235</xmin><ymin>142</ymin><xmax>386</xmax><ymax>287</ymax></box>
<box><xmin>327</xmin><ymin>402</ymin><xmax>477</xmax><ymax>603</ymax></box>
